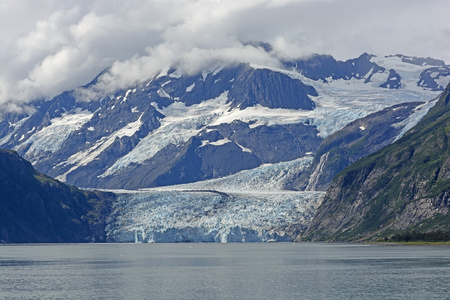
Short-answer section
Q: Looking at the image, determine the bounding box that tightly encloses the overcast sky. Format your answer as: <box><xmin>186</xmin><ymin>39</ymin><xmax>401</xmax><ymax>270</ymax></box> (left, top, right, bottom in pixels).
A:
<box><xmin>1</xmin><ymin>0</ymin><xmax>450</xmax><ymax>111</ymax></box>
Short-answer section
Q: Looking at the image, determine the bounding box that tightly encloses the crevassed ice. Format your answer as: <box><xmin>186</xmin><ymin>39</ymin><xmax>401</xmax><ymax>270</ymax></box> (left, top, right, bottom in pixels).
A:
<box><xmin>106</xmin><ymin>189</ymin><xmax>325</xmax><ymax>243</ymax></box>
<box><xmin>18</xmin><ymin>110</ymin><xmax>93</xmax><ymax>160</ymax></box>
<box><xmin>155</xmin><ymin>156</ymin><xmax>314</xmax><ymax>193</ymax></box>
<box><xmin>104</xmin><ymin>155</ymin><xmax>320</xmax><ymax>243</ymax></box>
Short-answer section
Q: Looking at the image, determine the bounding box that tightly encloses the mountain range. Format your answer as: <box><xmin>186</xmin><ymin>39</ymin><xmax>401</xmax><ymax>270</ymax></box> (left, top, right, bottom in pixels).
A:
<box><xmin>1</xmin><ymin>51</ymin><xmax>449</xmax><ymax>242</ymax></box>
<box><xmin>1</xmin><ymin>53</ymin><xmax>447</xmax><ymax>190</ymax></box>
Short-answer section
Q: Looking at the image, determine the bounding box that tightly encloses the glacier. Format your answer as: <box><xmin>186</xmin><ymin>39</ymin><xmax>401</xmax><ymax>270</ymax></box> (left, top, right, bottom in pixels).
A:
<box><xmin>104</xmin><ymin>156</ymin><xmax>323</xmax><ymax>243</ymax></box>
<box><xmin>106</xmin><ymin>189</ymin><xmax>324</xmax><ymax>243</ymax></box>
<box><xmin>18</xmin><ymin>110</ymin><xmax>94</xmax><ymax>164</ymax></box>
<box><xmin>158</xmin><ymin>156</ymin><xmax>314</xmax><ymax>193</ymax></box>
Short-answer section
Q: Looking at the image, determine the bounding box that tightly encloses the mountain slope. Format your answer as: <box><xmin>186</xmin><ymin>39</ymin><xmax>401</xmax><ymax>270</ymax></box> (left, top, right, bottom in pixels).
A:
<box><xmin>303</xmin><ymin>82</ymin><xmax>450</xmax><ymax>241</ymax></box>
<box><xmin>0</xmin><ymin>149</ymin><xmax>114</xmax><ymax>243</ymax></box>
<box><xmin>285</xmin><ymin>101</ymin><xmax>429</xmax><ymax>191</ymax></box>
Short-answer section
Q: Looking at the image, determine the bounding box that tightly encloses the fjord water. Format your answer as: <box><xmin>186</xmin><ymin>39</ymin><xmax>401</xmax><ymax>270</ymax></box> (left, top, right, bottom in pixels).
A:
<box><xmin>1</xmin><ymin>243</ymin><xmax>449</xmax><ymax>299</ymax></box>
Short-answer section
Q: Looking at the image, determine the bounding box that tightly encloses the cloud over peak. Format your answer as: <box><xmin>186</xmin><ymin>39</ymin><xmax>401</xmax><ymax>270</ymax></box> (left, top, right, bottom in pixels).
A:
<box><xmin>1</xmin><ymin>0</ymin><xmax>450</xmax><ymax>110</ymax></box>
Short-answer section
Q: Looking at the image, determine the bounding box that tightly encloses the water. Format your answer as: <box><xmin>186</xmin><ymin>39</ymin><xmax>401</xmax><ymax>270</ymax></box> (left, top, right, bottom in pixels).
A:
<box><xmin>0</xmin><ymin>243</ymin><xmax>449</xmax><ymax>299</ymax></box>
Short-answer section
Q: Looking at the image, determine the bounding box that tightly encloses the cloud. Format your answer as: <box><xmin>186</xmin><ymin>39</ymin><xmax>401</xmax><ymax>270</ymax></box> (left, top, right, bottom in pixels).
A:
<box><xmin>1</xmin><ymin>0</ymin><xmax>450</xmax><ymax>110</ymax></box>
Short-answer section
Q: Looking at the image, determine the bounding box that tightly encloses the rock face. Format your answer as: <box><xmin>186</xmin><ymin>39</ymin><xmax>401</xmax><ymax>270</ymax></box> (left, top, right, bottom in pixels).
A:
<box><xmin>228</xmin><ymin>66</ymin><xmax>317</xmax><ymax>109</ymax></box>
<box><xmin>0</xmin><ymin>149</ymin><xmax>114</xmax><ymax>243</ymax></box>
<box><xmin>286</xmin><ymin>101</ymin><xmax>426</xmax><ymax>191</ymax></box>
<box><xmin>302</xmin><ymin>82</ymin><xmax>450</xmax><ymax>241</ymax></box>
<box><xmin>285</xmin><ymin>53</ymin><xmax>384</xmax><ymax>83</ymax></box>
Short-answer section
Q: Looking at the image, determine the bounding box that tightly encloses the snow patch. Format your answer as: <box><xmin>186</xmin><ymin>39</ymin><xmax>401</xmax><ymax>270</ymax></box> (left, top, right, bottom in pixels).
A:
<box><xmin>436</xmin><ymin>75</ymin><xmax>450</xmax><ymax>89</ymax></box>
<box><xmin>186</xmin><ymin>83</ymin><xmax>195</xmax><ymax>92</ymax></box>
<box><xmin>236</xmin><ymin>142</ymin><xmax>252</xmax><ymax>153</ymax></box>
<box><xmin>392</xmin><ymin>98</ymin><xmax>438</xmax><ymax>141</ymax></box>
<box><xmin>209</xmin><ymin>138</ymin><xmax>232</xmax><ymax>146</ymax></box>
<box><xmin>157</xmin><ymin>88</ymin><xmax>171</xmax><ymax>99</ymax></box>
<box><xmin>430</xmin><ymin>72</ymin><xmax>439</xmax><ymax>78</ymax></box>
<box><xmin>202</xmin><ymin>70</ymin><xmax>208</xmax><ymax>81</ymax></box>
<box><xmin>122</xmin><ymin>89</ymin><xmax>133</xmax><ymax>102</ymax></box>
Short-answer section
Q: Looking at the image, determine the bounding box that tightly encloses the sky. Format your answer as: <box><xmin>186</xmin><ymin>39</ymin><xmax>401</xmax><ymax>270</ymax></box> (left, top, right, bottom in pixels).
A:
<box><xmin>1</xmin><ymin>0</ymin><xmax>450</xmax><ymax>111</ymax></box>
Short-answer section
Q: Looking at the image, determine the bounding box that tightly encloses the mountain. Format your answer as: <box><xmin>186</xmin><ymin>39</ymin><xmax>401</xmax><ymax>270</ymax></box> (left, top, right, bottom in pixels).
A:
<box><xmin>1</xmin><ymin>52</ymin><xmax>449</xmax><ymax>243</ymax></box>
<box><xmin>0</xmin><ymin>149</ymin><xmax>114</xmax><ymax>243</ymax></box>
<box><xmin>0</xmin><ymin>53</ymin><xmax>446</xmax><ymax>190</ymax></box>
<box><xmin>302</xmin><ymin>82</ymin><xmax>450</xmax><ymax>241</ymax></box>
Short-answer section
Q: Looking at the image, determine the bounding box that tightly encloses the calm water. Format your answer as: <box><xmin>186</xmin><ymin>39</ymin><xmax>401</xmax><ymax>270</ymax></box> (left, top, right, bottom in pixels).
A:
<box><xmin>0</xmin><ymin>243</ymin><xmax>449</xmax><ymax>299</ymax></box>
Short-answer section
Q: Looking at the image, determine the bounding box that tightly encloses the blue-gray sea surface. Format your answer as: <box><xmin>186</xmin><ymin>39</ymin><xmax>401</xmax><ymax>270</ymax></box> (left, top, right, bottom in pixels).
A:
<box><xmin>0</xmin><ymin>243</ymin><xmax>449</xmax><ymax>299</ymax></box>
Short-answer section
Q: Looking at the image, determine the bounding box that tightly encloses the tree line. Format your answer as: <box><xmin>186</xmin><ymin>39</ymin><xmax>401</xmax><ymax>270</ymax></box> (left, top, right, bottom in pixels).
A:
<box><xmin>388</xmin><ymin>230</ymin><xmax>450</xmax><ymax>242</ymax></box>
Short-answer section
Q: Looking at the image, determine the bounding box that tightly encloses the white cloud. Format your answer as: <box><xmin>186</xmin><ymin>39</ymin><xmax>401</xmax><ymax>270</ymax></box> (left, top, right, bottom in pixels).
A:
<box><xmin>1</xmin><ymin>0</ymin><xmax>450</xmax><ymax>110</ymax></box>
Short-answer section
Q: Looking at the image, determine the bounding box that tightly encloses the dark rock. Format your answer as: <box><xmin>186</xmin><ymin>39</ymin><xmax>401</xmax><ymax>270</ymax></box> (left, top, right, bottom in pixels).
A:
<box><xmin>418</xmin><ymin>66</ymin><xmax>450</xmax><ymax>91</ymax></box>
<box><xmin>390</xmin><ymin>54</ymin><xmax>447</xmax><ymax>67</ymax></box>
<box><xmin>379</xmin><ymin>69</ymin><xmax>401</xmax><ymax>89</ymax></box>
<box><xmin>286</xmin><ymin>53</ymin><xmax>385</xmax><ymax>83</ymax></box>
<box><xmin>228</xmin><ymin>66</ymin><xmax>317</xmax><ymax>110</ymax></box>
<box><xmin>0</xmin><ymin>149</ymin><xmax>114</xmax><ymax>243</ymax></box>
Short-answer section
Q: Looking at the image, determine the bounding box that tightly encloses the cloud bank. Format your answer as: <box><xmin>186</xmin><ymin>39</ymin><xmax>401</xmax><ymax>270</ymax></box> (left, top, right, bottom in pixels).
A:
<box><xmin>1</xmin><ymin>0</ymin><xmax>450</xmax><ymax>110</ymax></box>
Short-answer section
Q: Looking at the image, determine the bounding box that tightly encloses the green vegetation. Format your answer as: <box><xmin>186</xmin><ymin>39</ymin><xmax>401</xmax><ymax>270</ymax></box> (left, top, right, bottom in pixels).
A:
<box><xmin>388</xmin><ymin>231</ymin><xmax>450</xmax><ymax>242</ymax></box>
<box><xmin>303</xmin><ymin>82</ymin><xmax>450</xmax><ymax>242</ymax></box>
<box><xmin>33</xmin><ymin>174</ymin><xmax>56</xmax><ymax>184</ymax></box>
